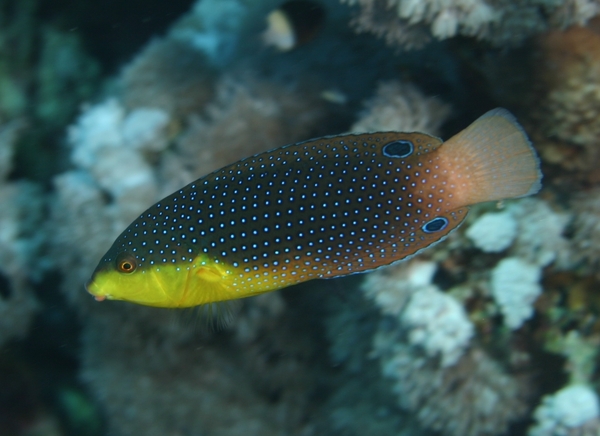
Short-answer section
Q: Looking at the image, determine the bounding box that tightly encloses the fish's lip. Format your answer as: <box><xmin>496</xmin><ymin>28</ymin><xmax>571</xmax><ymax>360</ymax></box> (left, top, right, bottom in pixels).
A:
<box><xmin>85</xmin><ymin>279</ymin><xmax>106</xmax><ymax>302</ymax></box>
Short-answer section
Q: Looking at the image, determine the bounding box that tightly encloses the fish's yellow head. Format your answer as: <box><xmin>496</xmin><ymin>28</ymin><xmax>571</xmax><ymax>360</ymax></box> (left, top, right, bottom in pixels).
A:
<box><xmin>87</xmin><ymin>244</ymin><xmax>248</xmax><ymax>308</ymax></box>
<box><xmin>85</xmin><ymin>212</ymin><xmax>248</xmax><ymax>309</ymax></box>
<box><xmin>86</xmin><ymin>248</ymin><xmax>192</xmax><ymax>307</ymax></box>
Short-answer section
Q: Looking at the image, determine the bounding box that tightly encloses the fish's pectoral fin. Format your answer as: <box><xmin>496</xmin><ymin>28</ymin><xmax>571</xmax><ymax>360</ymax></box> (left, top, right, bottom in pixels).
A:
<box><xmin>195</xmin><ymin>265</ymin><xmax>225</xmax><ymax>282</ymax></box>
<box><xmin>191</xmin><ymin>254</ymin><xmax>231</xmax><ymax>283</ymax></box>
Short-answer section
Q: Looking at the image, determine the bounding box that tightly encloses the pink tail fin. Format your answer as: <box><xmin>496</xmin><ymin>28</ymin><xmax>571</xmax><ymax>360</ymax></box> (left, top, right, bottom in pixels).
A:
<box><xmin>437</xmin><ymin>108</ymin><xmax>542</xmax><ymax>207</ymax></box>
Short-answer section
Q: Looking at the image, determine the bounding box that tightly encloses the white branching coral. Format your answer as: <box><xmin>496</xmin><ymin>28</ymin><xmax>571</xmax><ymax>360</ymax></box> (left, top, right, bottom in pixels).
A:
<box><xmin>401</xmin><ymin>285</ymin><xmax>474</xmax><ymax>366</ymax></box>
<box><xmin>351</xmin><ymin>81</ymin><xmax>450</xmax><ymax>134</ymax></box>
<box><xmin>529</xmin><ymin>385</ymin><xmax>600</xmax><ymax>436</ymax></box>
<box><xmin>508</xmin><ymin>198</ymin><xmax>572</xmax><ymax>269</ymax></box>
<box><xmin>463</xmin><ymin>198</ymin><xmax>571</xmax><ymax>330</ymax></box>
<box><xmin>491</xmin><ymin>257</ymin><xmax>542</xmax><ymax>330</ymax></box>
<box><xmin>343</xmin><ymin>0</ymin><xmax>600</xmax><ymax>48</ymax></box>
<box><xmin>364</xmin><ymin>260</ymin><xmax>474</xmax><ymax>367</ymax></box>
<box><xmin>373</xmin><ymin>341</ymin><xmax>528</xmax><ymax>436</ymax></box>
<box><xmin>361</xmin><ymin>259</ymin><xmax>528</xmax><ymax>435</ymax></box>
<box><xmin>67</xmin><ymin>99</ymin><xmax>171</xmax><ymax>227</ymax></box>
<box><xmin>466</xmin><ymin>199</ymin><xmax>571</xmax><ymax>268</ymax></box>
<box><xmin>362</xmin><ymin>259</ymin><xmax>438</xmax><ymax>314</ymax></box>
<box><xmin>466</xmin><ymin>210</ymin><xmax>518</xmax><ymax>253</ymax></box>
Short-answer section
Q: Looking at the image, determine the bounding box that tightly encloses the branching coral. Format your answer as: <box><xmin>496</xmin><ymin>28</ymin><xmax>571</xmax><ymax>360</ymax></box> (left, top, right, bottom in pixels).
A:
<box><xmin>466</xmin><ymin>198</ymin><xmax>572</xmax><ymax>269</ymax></box>
<box><xmin>343</xmin><ymin>0</ymin><xmax>600</xmax><ymax>49</ymax></box>
<box><xmin>364</xmin><ymin>259</ymin><xmax>529</xmax><ymax>435</ymax></box>
<box><xmin>465</xmin><ymin>210</ymin><xmax>517</xmax><ymax>253</ymax></box>
<box><xmin>363</xmin><ymin>260</ymin><xmax>474</xmax><ymax>366</ymax></box>
<box><xmin>376</xmin><ymin>343</ymin><xmax>528</xmax><ymax>436</ymax></box>
<box><xmin>176</xmin><ymin>75</ymin><xmax>329</xmax><ymax>179</ymax></box>
<box><xmin>79</xmin><ymin>297</ymin><xmax>317</xmax><ymax>436</ymax></box>
<box><xmin>529</xmin><ymin>385</ymin><xmax>600</xmax><ymax>436</ymax></box>
<box><xmin>351</xmin><ymin>80</ymin><xmax>450</xmax><ymax>134</ymax></box>
<box><xmin>491</xmin><ymin>257</ymin><xmax>542</xmax><ymax>330</ymax></box>
<box><xmin>67</xmin><ymin>99</ymin><xmax>172</xmax><ymax>220</ymax></box>
<box><xmin>506</xmin><ymin>199</ymin><xmax>573</xmax><ymax>269</ymax></box>
<box><xmin>529</xmin><ymin>21</ymin><xmax>600</xmax><ymax>183</ymax></box>
<box><xmin>572</xmin><ymin>188</ymin><xmax>600</xmax><ymax>271</ymax></box>
<box><xmin>0</xmin><ymin>120</ymin><xmax>42</xmax><ymax>348</ymax></box>
<box><xmin>120</xmin><ymin>39</ymin><xmax>216</xmax><ymax>117</ymax></box>
<box><xmin>464</xmin><ymin>198</ymin><xmax>571</xmax><ymax>331</ymax></box>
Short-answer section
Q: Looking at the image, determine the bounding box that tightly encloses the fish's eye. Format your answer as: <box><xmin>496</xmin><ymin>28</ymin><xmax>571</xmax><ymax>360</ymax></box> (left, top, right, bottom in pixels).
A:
<box><xmin>422</xmin><ymin>217</ymin><xmax>449</xmax><ymax>233</ymax></box>
<box><xmin>116</xmin><ymin>253</ymin><xmax>137</xmax><ymax>274</ymax></box>
<box><xmin>383</xmin><ymin>140</ymin><xmax>413</xmax><ymax>158</ymax></box>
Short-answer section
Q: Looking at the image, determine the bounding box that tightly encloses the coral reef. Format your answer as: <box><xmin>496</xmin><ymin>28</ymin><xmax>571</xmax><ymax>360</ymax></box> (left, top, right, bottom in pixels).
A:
<box><xmin>356</xmin><ymin>139</ymin><xmax>579</xmax><ymax>435</ymax></box>
<box><xmin>572</xmin><ymin>188</ymin><xmax>600</xmax><ymax>271</ymax></box>
<box><xmin>350</xmin><ymin>80</ymin><xmax>450</xmax><ymax>133</ymax></box>
<box><xmin>491</xmin><ymin>257</ymin><xmax>542</xmax><ymax>330</ymax></box>
<box><xmin>343</xmin><ymin>0</ymin><xmax>600</xmax><ymax>49</ymax></box>
<box><xmin>5</xmin><ymin>0</ymin><xmax>600</xmax><ymax>435</ymax></box>
<box><xmin>465</xmin><ymin>210</ymin><xmax>517</xmax><ymax>253</ymax></box>
<box><xmin>0</xmin><ymin>120</ymin><xmax>41</xmax><ymax>347</ymax></box>
<box><xmin>364</xmin><ymin>260</ymin><xmax>530</xmax><ymax>436</ymax></box>
<box><xmin>364</xmin><ymin>260</ymin><xmax>474</xmax><ymax>367</ymax></box>
<box><xmin>529</xmin><ymin>385</ymin><xmax>600</xmax><ymax>436</ymax></box>
<box><xmin>527</xmin><ymin>19</ymin><xmax>600</xmax><ymax>184</ymax></box>
<box><xmin>79</xmin><ymin>293</ymin><xmax>319</xmax><ymax>436</ymax></box>
<box><xmin>119</xmin><ymin>39</ymin><xmax>216</xmax><ymax>117</ymax></box>
<box><xmin>176</xmin><ymin>75</ymin><xmax>329</xmax><ymax>179</ymax></box>
<box><xmin>378</xmin><ymin>344</ymin><xmax>528</xmax><ymax>436</ymax></box>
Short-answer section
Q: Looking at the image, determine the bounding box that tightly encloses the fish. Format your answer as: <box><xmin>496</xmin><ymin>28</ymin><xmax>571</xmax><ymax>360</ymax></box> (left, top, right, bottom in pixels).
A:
<box><xmin>86</xmin><ymin>108</ymin><xmax>542</xmax><ymax>308</ymax></box>
<box><xmin>262</xmin><ymin>1</ymin><xmax>325</xmax><ymax>51</ymax></box>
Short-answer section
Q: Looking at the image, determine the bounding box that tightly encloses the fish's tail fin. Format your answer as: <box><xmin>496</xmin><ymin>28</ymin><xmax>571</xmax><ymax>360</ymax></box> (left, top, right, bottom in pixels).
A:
<box><xmin>436</xmin><ymin>108</ymin><xmax>542</xmax><ymax>207</ymax></box>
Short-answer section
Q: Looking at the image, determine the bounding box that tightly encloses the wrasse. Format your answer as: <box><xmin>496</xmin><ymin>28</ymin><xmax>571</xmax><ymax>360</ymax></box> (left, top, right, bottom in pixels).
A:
<box><xmin>86</xmin><ymin>108</ymin><xmax>541</xmax><ymax>308</ymax></box>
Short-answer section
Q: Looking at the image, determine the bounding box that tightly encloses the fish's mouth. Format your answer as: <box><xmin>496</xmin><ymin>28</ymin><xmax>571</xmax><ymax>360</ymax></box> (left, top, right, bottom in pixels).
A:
<box><xmin>85</xmin><ymin>279</ymin><xmax>107</xmax><ymax>302</ymax></box>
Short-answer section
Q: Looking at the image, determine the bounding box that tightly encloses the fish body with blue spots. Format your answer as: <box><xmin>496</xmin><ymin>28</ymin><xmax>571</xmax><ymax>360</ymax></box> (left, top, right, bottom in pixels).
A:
<box><xmin>86</xmin><ymin>108</ymin><xmax>542</xmax><ymax>308</ymax></box>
